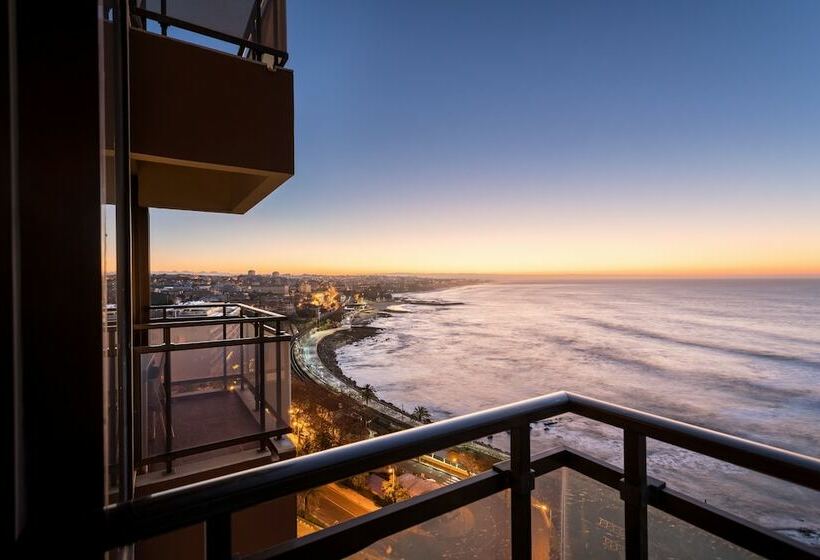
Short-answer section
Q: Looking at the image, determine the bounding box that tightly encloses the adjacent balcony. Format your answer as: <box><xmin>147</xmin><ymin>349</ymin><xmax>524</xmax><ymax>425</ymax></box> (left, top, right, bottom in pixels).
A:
<box><xmin>105</xmin><ymin>0</ymin><xmax>294</xmax><ymax>214</ymax></box>
<box><xmin>133</xmin><ymin>303</ymin><xmax>293</xmax><ymax>492</ymax></box>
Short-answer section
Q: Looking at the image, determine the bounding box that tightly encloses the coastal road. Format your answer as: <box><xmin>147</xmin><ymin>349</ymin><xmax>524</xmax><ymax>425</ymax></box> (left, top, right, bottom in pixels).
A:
<box><xmin>294</xmin><ymin>326</ymin><xmax>428</xmax><ymax>428</ymax></box>
<box><xmin>305</xmin><ymin>483</ymin><xmax>378</xmax><ymax>527</ymax></box>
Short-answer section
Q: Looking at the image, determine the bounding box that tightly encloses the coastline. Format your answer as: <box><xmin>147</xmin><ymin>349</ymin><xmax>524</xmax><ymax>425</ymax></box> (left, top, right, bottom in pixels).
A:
<box><xmin>293</xmin><ymin>288</ymin><xmax>507</xmax><ymax>465</ymax></box>
<box><xmin>316</xmin><ymin>326</ymin><xmax>381</xmax><ymax>387</ymax></box>
<box><xmin>314</xmin><ymin>287</ymin><xmax>472</xmax><ymax>387</ymax></box>
<box><xmin>300</xmin><ymin>282</ymin><xmax>820</xmax><ymax>549</ymax></box>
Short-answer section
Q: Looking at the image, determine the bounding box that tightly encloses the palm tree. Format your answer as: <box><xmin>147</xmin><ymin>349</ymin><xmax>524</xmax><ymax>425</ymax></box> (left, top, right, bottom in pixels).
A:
<box><xmin>361</xmin><ymin>384</ymin><xmax>376</xmax><ymax>405</ymax></box>
<box><xmin>411</xmin><ymin>405</ymin><xmax>432</xmax><ymax>423</ymax></box>
<box><xmin>381</xmin><ymin>477</ymin><xmax>410</xmax><ymax>504</ymax></box>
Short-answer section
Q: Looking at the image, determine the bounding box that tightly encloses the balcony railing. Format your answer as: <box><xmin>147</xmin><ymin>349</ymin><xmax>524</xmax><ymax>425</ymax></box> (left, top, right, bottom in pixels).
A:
<box><xmin>130</xmin><ymin>0</ymin><xmax>289</xmax><ymax>67</ymax></box>
<box><xmin>102</xmin><ymin>391</ymin><xmax>819</xmax><ymax>559</ymax></box>
<box><xmin>135</xmin><ymin>303</ymin><xmax>291</xmax><ymax>474</ymax></box>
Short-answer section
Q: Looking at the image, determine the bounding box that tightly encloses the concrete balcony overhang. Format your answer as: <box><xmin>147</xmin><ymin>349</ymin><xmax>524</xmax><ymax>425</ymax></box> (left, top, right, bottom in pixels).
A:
<box><xmin>106</xmin><ymin>27</ymin><xmax>294</xmax><ymax>214</ymax></box>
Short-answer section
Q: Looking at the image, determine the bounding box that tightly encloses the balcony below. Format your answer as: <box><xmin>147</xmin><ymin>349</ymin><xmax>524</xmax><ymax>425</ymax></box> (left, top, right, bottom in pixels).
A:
<box><xmin>134</xmin><ymin>303</ymin><xmax>294</xmax><ymax>493</ymax></box>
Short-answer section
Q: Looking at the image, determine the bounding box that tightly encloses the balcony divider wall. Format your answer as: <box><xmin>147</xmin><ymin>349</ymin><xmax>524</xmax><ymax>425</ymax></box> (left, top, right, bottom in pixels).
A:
<box><xmin>9</xmin><ymin>0</ymin><xmax>106</xmax><ymax>556</ymax></box>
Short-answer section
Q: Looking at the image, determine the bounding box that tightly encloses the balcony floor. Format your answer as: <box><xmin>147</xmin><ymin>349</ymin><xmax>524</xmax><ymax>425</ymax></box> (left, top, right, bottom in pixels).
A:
<box><xmin>144</xmin><ymin>389</ymin><xmax>270</xmax><ymax>466</ymax></box>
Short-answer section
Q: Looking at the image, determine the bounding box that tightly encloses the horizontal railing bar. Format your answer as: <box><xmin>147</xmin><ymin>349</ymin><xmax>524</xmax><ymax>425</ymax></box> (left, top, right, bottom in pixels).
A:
<box><xmin>139</xmin><ymin>427</ymin><xmax>291</xmax><ymax>467</ymax></box>
<box><xmin>132</xmin><ymin>7</ymin><xmax>289</xmax><ymax>66</ymax></box>
<box><xmin>147</xmin><ymin>316</ymin><xmax>234</xmax><ymax>324</ymax></box>
<box><xmin>169</xmin><ymin>375</ymin><xmax>242</xmax><ymax>387</ymax></box>
<box><xmin>528</xmin><ymin>445</ymin><xmax>568</xmax><ymax>476</ymax></box>
<box><xmin>493</xmin><ymin>445</ymin><xmax>567</xmax><ymax>477</ymax></box>
<box><xmin>650</xmin><ymin>484</ymin><xmax>819</xmax><ymax>559</ymax></box>
<box><xmin>101</xmin><ymin>392</ymin><xmax>571</xmax><ymax>549</ymax></box>
<box><xmin>136</xmin><ymin>316</ymin><xmax>281</xmax><ymax>330</ymax></box>
<box><xmin>559</xmin><ymin>448</ymin><xmax>627</xmax><ymax>489</ymax></box>
<box><xmin>102</xmin><ymin>391</ymin><xmax>820</xmax><ymax>556</ymax></box>
<box><xmin>245</xmin><ymin>469</ymin><xmax>510</xmax><ymax>560</ymax></box>
<box><xmin>235</xmin><ymin>302</ymin><xmax>284</xmax><ymax>317</ymax></box>
<box><xmin>552</xmin><ymin>448</ymin><xmax>817</xmax><ymax>559</ymax></box>
<box><xmin>566</xmin><ymin>392</ymin><xmax>820</xmax><ymax>491</ymax></box>
<box><xmin>134</xmin><ymin>334</ymin><xmax>290</xmax><ymax>355</ymax></box>
<box><xmin>150</xmin><ymin>303</ymin><xmax>230</xmax><ymax>308</ymax></box>
<box><xmin>149</xmin><ymin>302</ymin><xmax>285</xmax><ymax>318</ymax></box>
<box><xmin>149</xmin><ymin>303</ymin><xmax>236</xmax><ymax>310</ymax></box>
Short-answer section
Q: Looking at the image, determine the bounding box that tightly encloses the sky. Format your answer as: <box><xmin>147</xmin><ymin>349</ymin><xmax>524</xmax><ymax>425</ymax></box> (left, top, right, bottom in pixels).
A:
<box><xmin>150</xmin><ymin>0</ymin><xmax>820</xmax><ymax>276</ymax></box>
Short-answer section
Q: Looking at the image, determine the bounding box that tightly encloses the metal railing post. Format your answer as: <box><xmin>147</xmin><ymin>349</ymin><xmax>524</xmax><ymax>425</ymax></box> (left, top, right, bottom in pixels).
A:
<box><xmin>253</xmin><ymin>321</ymin><xmax>260</xmax><ymax>408</ymax></box>
<box><xmin>510</xmin><ymin>423</ymin><xmax>533</xmax><ymax>559</ymax></box>
<box><xmin>106</xmin><ymin>327</ymin><xmax>119</xmax><ymax>484</ymax></box>
<box><xmin>160</xmin><ymin>0</ymin><xmax>168</xmax><ymax>35</ymax></box>
<box><xmin>240</xmin><ymin>321</ymin><xmax>245</xmax><ymax>390</ymax></box>
<box><xmin>222</xmin><ymin>321</ymin><xmax>227</xmax><ymax>390</ymax></box>
<box><xmin>205</xmin><ymin>513</ymin><xmax>232</xmax><ymax>560</ymax></box>
<box><xmin>275</xmin><ymin>319</ymin><xmax>282</xmax><ymax>430</ymax></box>
<box><xmin>253</xmin><ymin>0</ymin><xmax>262</xmax><ymax>61</ymax></box>
<box><xmin>163</xmin><ymin>326</ymin><xmax>173</xmax><ymax>474</ymax></box>
<box><xmin>258</xmin><ymin>319</ymin><xmax>266</xmax><ymax>451</ymax></box>
<box><xmin>623</xmin><ymin>430</ymin><xmax>648</xmax><ymax>559</ymax></box>
<box><xmin>134</xmin><ymin>346</ymin><xmax>142</xmax><ymax>470</ymax></box>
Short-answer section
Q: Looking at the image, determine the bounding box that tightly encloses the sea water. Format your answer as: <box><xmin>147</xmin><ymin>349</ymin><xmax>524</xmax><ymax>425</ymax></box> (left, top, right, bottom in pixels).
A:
<box><xmin>336</xmin><ymin>279</ymin><xmax>820</xmax><ymax>546</ymax></box>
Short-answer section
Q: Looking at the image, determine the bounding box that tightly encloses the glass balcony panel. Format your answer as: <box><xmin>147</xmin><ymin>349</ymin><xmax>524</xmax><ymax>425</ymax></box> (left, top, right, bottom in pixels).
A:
<box><xmin>645</xmin><ymin>438</ymin><xmax>820</xmax><ymax>550</ymax></box>
<box><xmin>343</xmin><ymin>491</ymin><xmax>511</xmax><ymax>559</ymax></box>
<box><xmin>143</xmin><ymin>0</ymin><xmax>258</xmax><ymax>38</ymax></box>
<box><xmin>139</xmin><ymin>0</ymin><xmax>287</xmax><ymax>63</ymax></box>
<box><xmin>539</xmin><ymin>468</ymin><xmax>624</xmax><ymax>560</ymax></box>
<box><xmin>264</xmin><ymin>339</ymin><xmax>290</xmax><ymax>424</ymax></box>
<box><xmin>170</xmin><ymin>323</ymin><xmax>224</xmax><ymax>345</ymax></box>
<box><xmin>648</xmin><ymin>506</ymin><xmax>761</xmax><ymax>559</ymax></box>
<box><xmin>147</xmin><ymin>326</ymin><xmax>162</xmax><ymax>345</ymax></box>
<box><xmin>533</xmin><ymin>468</ymin><xmax>764</xmax><ymax>560</ymax></box>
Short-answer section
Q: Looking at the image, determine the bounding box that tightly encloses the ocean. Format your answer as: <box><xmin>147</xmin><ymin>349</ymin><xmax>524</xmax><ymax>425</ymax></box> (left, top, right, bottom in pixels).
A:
<box><xmin>335</xmin><ymin>279</ymin><xmax>820</xmax><ymax>545</ymax></box>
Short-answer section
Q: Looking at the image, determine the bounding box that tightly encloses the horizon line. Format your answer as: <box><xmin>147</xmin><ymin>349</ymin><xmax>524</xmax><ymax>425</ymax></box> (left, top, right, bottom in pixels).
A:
<box><xmin>147</xmin><ymin>269</ymin><xmax>820</xmax><ymax>280</ymax></box>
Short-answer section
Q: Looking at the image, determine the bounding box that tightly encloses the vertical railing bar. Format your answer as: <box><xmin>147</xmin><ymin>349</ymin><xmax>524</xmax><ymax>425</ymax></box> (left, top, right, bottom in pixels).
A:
<box><xmin>159</xmin><ymin>0</ymin><xmax>168</xmax><ymax>35</ymax></box>
<box><xmin>275</xmin><ymin>319</ymin><xmax>282</xmax><ymax>433</ymax></box>
<box><xmin>134</xmin><ymin>344</ymin><xmax>142</xmax><ymax>470</ymax></box>
<box><xmin>510</xmin><ymin>422</ymin><xmax>533</xmax><ymax>560</ymax></box>
<box><xmin>240</xmin><ymin>321</ymin><xmax>245</xmax><ymax>390</ymax></box>
<box><xmin>623</xmin><ymin>430</ymin><xmax>648</xmax><ymax>559</ymax></box>
<box><xmin>163</xmin><ymin>326</ymin><xmax>172</xmax><ymax>473</ymax></box>
<box><xmin>107</xmin><ymin>328</ymin><xmax>119</xmax><ymax>487</ymax></box>
<box><xmin>205</xmin><ymin>512</ymin><xmax>232</xmax><ymax>560</ymax></box>
<box><xmin>222</xmin><ymin>321</ymin><xmax>228</xmax><ymax>390</ymax></box>
<box><xmin>258</xmin><ymin>319</ymin><xmax>266</xmax><ymax>451</ymax></box>
<box><xmin>253</xmin><ymin>321</ymin><xmax>260</xmax><ymax>407</ymax></box>
<box><xmin>254</xmin><ymin>0</ymin><xmax>262</xmax><ymax>61</ymax></box>
<box><xmin>133</xmin><ymin>0</ymin><xmax>146</xmax><ymax>29</ymax></box>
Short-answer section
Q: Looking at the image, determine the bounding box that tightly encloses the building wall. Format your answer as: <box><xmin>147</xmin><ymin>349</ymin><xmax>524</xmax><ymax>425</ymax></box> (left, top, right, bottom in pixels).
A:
<box><xmin>11</xmin><ymin>0</ymin><xmax>105</xmax><ymax>554</ymax></box>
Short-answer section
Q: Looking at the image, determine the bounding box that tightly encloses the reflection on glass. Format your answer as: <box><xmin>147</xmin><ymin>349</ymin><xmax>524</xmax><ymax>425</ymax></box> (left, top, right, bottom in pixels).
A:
<box><xmin>340</xmin><ymin>466</ymin><xmax>766</xmax><ymax>559</ymax></box>
<box><xmin>347</xmin><ymin>491</ymin><xmax>511</xmax><ymax>559</ymax></box>
<box><xmin>533</xmin><ymin>469</ymin><xmax>759</xmax><ymax>560</ymax></box>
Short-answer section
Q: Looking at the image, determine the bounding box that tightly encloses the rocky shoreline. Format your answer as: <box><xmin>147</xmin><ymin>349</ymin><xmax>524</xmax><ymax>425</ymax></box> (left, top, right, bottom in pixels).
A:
<box><xmin>316</xmin><ymin>326</ymin><xmax>381</xmax><ymax>387</ymax></box>
<box><xmin>297</xmin><ymin>293</ymin><xmax>507</xmax><ymax>464</ymax></box>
